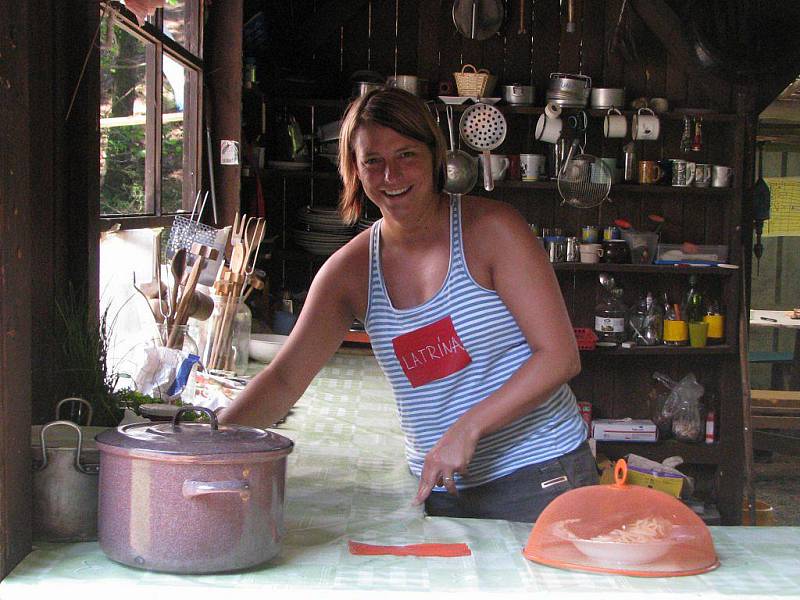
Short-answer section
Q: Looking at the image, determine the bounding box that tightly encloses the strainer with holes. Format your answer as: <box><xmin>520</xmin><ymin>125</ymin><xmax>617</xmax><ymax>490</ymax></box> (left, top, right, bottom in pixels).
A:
<box><xmin>523</xmin><ymin>459</ymin><xmax>720</xmax><ymax>577</ymax></box>
<box><xmin>458</xmin><ymin>102</ymin><xmax>507</xmax><ymax>191</ymax></box>
<box><xmin>556</xmin><ymin>142</ymin><xmax>613</xmax><ymax>209</ymax></box>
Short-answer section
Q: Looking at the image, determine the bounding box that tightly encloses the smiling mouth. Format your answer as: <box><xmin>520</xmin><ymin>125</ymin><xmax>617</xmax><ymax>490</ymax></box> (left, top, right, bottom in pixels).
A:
<box><xmin>383</xmin><ymin>186</ymin><xmax>412</xmax><ymax>197</ymax></box>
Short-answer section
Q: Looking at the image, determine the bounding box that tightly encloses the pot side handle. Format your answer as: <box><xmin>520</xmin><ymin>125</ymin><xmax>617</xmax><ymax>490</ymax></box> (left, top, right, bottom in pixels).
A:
<box><xmin>182</xmin><ymin>479</ymin><xmax>250</xmax><ymax>499</ymax></box>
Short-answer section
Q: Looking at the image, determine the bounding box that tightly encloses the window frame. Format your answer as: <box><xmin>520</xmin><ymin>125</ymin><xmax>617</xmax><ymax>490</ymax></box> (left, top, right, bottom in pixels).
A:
<box><xmin>100</xmin><ymin>1</ymin><xmax>204</xmax><ymax>231</ymax></box>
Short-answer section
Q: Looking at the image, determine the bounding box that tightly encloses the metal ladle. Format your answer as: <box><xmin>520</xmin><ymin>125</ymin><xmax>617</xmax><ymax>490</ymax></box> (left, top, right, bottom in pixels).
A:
<box><xmin>443</xmin><ymin>105</ymin><xmax>478</xmax><ymax>195</ymax></box>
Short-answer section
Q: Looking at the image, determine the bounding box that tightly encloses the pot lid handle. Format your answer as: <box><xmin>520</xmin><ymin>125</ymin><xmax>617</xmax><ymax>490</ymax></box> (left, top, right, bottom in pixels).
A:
<box><xmin>172</xmin><ymin>406</ymin><xmax>219</xmax><ymax>431</ymax></box>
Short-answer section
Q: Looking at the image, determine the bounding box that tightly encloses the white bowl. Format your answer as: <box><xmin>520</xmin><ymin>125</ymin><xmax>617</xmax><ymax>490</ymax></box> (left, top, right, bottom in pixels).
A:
<box><xmin>249</xmin><ymin>334</ymin><xmax>289</xmax><ymax>363</ymax></box>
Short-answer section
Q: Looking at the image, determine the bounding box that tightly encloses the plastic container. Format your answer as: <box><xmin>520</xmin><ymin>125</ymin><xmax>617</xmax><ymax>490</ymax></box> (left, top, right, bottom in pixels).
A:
<box><xmin>622</xmin><ymin>231</ymin><xmax>659</xmax><ymax>264</ymax></box>
<box><xmin>655</xmin><ymin>244</ymin><xmax>728</xmax><ymax>265</ymax></box>
<box><xmin>524</xmin><ymin>459</ymin><xmax>720</xmax><ymax>577</ymax></box>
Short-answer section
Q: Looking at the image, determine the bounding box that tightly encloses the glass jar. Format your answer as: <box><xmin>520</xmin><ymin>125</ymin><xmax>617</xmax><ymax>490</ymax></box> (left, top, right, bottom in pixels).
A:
<box><xmin>157</xmin><ymin>323</ymin><xmax>199</xmax><ymax>356</ymax></box>
<box><xmin>199</xmin><ymin>295</ymin><xmax>252</xmax><ymax>375</ymax></box>
<box><xmin>594</xmin><ymin>288</ymin><xmax>627</xmax><ymax>346</ymax></box>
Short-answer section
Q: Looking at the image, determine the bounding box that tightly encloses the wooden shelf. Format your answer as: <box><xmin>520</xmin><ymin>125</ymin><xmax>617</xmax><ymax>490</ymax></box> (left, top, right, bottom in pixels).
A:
<box><xmin>268</xmin><ymin>97</ymin><xmax>740</xmax><ymax>123</ymax></box>
<box><xmin>492</xmin><ymin>179</ymin><xmax>734</xmax><ymax>195</ymax></box>
<box><xmin>580</xmin><ymin>344</ymin><xmax>735</xmax><ymax>356</ymax></box>
<box><xmin>596</xmin><ymin>440</ymin><xmax>722</xmax><ymax>464</ymax></box>
<box><xmin>262</xmin><ymin>167</ymin><xmax>339</xmax><ymax>180</ymax></box>
<box><xmin>553</xmin><ymin>263</ymin><xmax>738</xmax><ymax>275</ymax></box>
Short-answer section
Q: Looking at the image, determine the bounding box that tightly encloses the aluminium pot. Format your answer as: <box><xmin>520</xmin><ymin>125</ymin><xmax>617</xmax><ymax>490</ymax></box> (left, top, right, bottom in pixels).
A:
<box><xmin>590</xmin><ymin>87</ymin><xmax>625</xmax><ymax>109</ymax></box>
<box><xmin>502</xmin><ymin>84</ymin><xmax>535</xmax><ymax>105</ymax></box>
<box><xmin>32</xmin><ymin>419</ymin><xmax>101</xmax><ymax>542</ymax></box>
<box><xmin>95</xmin><ymin>407</ymin><xmax>293</xmax><ymax>574</ymax></box>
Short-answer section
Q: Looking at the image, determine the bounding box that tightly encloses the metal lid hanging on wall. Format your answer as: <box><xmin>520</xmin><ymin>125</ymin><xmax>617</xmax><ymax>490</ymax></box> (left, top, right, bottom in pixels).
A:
<box><xmin>96</xmin><ymin>407</ymin><xmax>293</xmax><ymax>457</ymax></box>
<box><xmin>452</xmin><ymin>0</ymin><xmax>505</xmax><ymax>40</ymax></box>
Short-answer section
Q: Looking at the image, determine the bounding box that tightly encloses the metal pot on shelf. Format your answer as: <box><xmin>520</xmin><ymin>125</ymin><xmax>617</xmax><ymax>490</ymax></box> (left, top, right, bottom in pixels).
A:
<box><xmin>502</xmin><ymin>84</ymin><xmax>535</xmax><ymax>105</ymax></box>
<box><xmin>95</xmin><ymin>407</ymin><xmax>293</xmax><ymax>574</ymax></box>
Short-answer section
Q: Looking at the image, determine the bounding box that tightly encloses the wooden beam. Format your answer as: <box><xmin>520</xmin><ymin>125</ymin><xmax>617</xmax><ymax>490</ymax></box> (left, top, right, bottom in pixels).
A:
<box><xmin>0</xmin><ymin>0</ymin><xmax>35</xmax><ymax>579</ymax></box>
<box><xmin>205</xmin><ymin>0</ymin><xmax>242</xmax><ymax>227</ymax></box>
<box><xmin>628</xmin><ymin>0</ymin><xmax>729</xmax><ymax>97</ymax></box>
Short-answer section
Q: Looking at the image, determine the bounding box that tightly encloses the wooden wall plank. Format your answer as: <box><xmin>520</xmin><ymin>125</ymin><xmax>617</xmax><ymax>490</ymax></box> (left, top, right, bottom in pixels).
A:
<box><xmin>0</xmin><ymin>0</ymin><xmax>39</xmax><ymax>579</ymax></box>
<box><xmin>530</xmin><ymin>0</ymin><xmax>561</xmax><ymax>95</ymax></box>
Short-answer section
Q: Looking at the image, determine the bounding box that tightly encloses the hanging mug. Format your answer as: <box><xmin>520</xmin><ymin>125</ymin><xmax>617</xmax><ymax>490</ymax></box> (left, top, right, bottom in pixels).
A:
<box><xmin>603</xmin><ymin>108</ymin><xmax>627</xmax><ymax>139</ymax></box>
<box><xmin>632</xmin><ymin>107</ymin><xmax>660</xmax><ymax>141</ymax></box>
<box><xmin>535</xmin><ymin>113</ymin><xmax>563</xmax><ymax>144</ymax></box>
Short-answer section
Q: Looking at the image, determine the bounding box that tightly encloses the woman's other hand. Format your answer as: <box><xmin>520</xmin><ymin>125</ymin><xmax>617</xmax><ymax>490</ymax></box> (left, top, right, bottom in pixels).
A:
<box><xmin>412</xmin><ymin>419</ymin><xmax>480</xmax><ymax>503</ymax></box>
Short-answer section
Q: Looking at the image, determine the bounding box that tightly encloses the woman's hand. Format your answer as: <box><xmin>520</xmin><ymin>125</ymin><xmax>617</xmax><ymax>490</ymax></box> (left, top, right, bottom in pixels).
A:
<box><xmin>412</xmin><ymin>419</ymin><xmax>480</xmax><ymax>504</ymax></box>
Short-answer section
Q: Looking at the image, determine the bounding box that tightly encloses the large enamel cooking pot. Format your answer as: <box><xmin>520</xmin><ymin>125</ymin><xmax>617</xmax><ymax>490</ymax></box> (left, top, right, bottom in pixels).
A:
<box><xmin>95</xmin><ymin>407</ymin><xmax>293</xmax><ymax>574</ymax></box>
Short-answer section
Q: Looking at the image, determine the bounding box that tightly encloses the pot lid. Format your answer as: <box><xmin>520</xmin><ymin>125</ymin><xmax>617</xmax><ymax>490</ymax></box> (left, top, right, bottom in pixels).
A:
<box><xmin>95</xmin><ymin>406</ymin><xmax>293</xmax><ymax>456</ymax></box>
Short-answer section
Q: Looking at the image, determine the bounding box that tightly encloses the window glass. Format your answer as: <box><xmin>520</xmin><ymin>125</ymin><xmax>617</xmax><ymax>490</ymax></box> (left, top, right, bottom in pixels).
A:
<box><xmin>161</xmin><ymin>53</ymin><xmax>187</xmax><ymax>213</ymax></box>
<box><xmin>162</xmin><ymin>1</ymin><xmax>190</xmax><ymax>51</ymax></box>
<box><xmin>100</xmin><ymin>21</ymin><xmax>149</xmax><ymax>216</ymax></box>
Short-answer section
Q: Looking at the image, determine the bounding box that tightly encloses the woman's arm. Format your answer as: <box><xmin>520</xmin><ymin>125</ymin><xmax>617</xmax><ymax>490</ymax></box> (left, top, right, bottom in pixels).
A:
<box><xmin>218</xmin><ymin>244</ymin><xmax>363</xmax><ymax>428</ymax></box>
<box><xmin>414</xmin><ymin>200</ymin><xmax>580</xmax><ymax>502</ymax></box>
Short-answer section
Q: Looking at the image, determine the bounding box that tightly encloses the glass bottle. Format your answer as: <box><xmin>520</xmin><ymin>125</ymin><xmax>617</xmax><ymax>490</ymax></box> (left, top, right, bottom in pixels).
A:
<box><xmin>629</xmin><ymin>291</ymin><xmax>662</xmax><ymax>346</ymax></box>
<box><xmin>200</xmin><ymin>295</ymin><xmax>252</xmax><ymax>375</ymax></box>
<box><xmin>684</xmin><ymin>275</ymin><xmax>704</xmax><ymax>323</ymax></box>
<box><xmin>595</xmin><ymin>287</ymin><xmax>627</xmax><ymax>346</ymax></box>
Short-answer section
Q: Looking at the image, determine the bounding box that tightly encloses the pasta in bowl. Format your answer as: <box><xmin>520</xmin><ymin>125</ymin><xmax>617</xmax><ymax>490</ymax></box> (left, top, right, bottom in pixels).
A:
<box><xmin>553</xmin><ymin>517</ymin><xmax>678</xmax><ymax>565</ymax></box>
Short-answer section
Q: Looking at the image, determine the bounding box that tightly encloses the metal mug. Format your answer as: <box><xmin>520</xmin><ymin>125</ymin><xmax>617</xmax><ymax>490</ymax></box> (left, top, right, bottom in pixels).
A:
<box><xmin>671</xmin><ymin>159</ymin><xmax>696</xmax><ymax>186</ymax></box>
<box><xmin>694</xmin><ymin>163</ymin><xmax>712</xmax><ymax>187</ymax></box>
<box><xmin>544</xmin><ymin>236</ymin><xmax>566</xmax><ymax>263</ymax></box>
<box><xmin>712</xmin><ymin>165</ymin><xmax>733</xmax><ymax>187</ymax></box>
<box><xmin>638</xmin><ymin>160</ymin><xmax>663</xmax><ymax>184</ymax></box>
<box><xmin>565</xmin><ymin>237</ymin><xmax>580</xmax><ymax>262</ymax></box>
<box><xmin>520</xmin><ymin>153</ymin><xmax>547</xmax><ymax>181</ymax></box>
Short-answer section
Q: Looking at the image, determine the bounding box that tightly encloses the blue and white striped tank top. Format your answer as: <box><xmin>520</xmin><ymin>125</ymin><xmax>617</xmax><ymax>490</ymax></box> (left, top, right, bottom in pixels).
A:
<box><xmin>364</xmin><ymin>197</ymin><xmax>586</xmax><ymax>489</ymax></box>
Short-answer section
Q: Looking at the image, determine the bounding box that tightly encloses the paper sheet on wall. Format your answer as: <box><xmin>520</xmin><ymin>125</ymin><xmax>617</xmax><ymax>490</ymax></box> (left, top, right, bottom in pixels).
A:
<box><xmin>763</xmin><ymin>177</ymin><xmax>800</xmax><ymax>237</ymax></box>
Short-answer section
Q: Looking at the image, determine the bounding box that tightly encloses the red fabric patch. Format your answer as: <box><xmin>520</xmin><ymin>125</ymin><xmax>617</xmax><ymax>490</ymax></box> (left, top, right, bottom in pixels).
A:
<box><xmin>348</xmin><ymin>540</ymin><xmax>472</xmax><ymax>557</ymax></box>
<box><xmin>392</xmin><ymin>316</ymin><xmax>471</xmax><ymax>388</ymax></box>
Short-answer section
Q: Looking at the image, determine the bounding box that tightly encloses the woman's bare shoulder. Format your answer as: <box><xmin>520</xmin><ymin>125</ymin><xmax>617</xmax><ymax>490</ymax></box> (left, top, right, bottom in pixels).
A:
<box><xmin>459</xmin><ymin>195</ymin><xmax>533</xmax><ymax>243</ymax></box>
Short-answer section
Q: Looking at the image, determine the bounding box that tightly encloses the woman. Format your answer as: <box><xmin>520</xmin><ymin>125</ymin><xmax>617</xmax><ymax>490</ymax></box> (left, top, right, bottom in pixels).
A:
<box><xmin>220</xmin><ymin>88</ymin><xmax>597</xmax><ymax>522</ymax></box>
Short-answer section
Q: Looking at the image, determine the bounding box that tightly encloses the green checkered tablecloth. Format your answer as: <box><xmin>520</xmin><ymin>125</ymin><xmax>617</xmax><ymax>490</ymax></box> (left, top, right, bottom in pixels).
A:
<box><xmin>3</xmin><ymin>352</ymin><xmax>800</xmax><ymax>599</ymax></box>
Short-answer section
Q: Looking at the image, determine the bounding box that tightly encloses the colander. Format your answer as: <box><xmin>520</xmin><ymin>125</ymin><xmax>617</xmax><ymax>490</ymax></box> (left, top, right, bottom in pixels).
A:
<box><xmin>458</xmin><ymin>102</ymin><xmax>507</xmax><ymax>191</ymax></box>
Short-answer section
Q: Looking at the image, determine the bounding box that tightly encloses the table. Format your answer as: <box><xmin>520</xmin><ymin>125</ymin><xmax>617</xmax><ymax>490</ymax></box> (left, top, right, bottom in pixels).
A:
<box><xmin>3</xmin><ymin>353</ymin><xmax>800</xmax><ymax>599</ymax></box>
<box><xmin>750</xmin><ymin>309</ymin><xmax>800</xmax><ymax>390</ymax></box>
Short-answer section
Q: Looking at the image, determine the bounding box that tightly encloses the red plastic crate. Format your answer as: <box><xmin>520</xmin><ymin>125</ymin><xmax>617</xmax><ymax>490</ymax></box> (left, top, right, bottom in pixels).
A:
<box><xmin>573</xmin><ymin>327</ymin><xmax>598</xmax><ymax>351</ymax></box>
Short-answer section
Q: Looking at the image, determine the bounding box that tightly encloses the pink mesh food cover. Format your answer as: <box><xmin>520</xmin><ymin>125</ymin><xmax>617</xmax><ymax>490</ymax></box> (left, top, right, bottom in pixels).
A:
<box><xmin>523</xmin><ymin>460</ymin><xmax>719</xmax><ymax>577</ymax></box>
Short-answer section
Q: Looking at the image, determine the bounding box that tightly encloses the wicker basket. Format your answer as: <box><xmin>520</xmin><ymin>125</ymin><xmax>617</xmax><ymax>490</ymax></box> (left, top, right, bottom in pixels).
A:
<box><xmin>453</xmin><ymin>64</ymin><xmax>497</xmax><ymax>97</ymax></box>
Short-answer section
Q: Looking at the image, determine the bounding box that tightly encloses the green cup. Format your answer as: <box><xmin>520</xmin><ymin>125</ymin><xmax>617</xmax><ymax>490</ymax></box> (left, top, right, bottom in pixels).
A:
<box><xmin>688</xmin><ymin>321</ymin><xmax>709</xmax><ymax>348</ymax></box>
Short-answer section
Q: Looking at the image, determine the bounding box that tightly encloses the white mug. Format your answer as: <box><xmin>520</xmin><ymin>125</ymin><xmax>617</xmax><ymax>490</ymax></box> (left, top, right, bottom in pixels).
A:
<box><xmin>632</xmin><ymin>107</ymin><xmax>660</xmax><ymax>141</ymax></box>
<box><xmin>535</xmin><ymin>113</ymin><xmax>563</xmax><ymax>144</ymax></box>
<box><xmin>712</xmin><ymin>165</ymin><xmax>733</xmax><ymax>188</ymax></box>
<box><xmin>479</xmin><ymin>154</ymin><xmax>510</xmax><ymax>180</ymax></box>
<box><xmin>603</xmin><ymin>108</ymin><xmax>627</xmax><ymax>139</ymax></box>
<box><xmin>520</xmin><ymin>153</ymin><xmax>546</xmax><ymax>181</ymax></box>
<box><xmin>579</xmin><ymin>243</ymin><xmax>603</xmax><ymax>264</ymax></box>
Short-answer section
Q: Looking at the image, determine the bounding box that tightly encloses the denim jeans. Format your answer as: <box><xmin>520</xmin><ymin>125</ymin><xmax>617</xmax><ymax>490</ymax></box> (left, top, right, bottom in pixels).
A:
<box><xmin>424</xmin><ymin>441</ymin><xmax>598</xmax><ymax>523</ymax></box>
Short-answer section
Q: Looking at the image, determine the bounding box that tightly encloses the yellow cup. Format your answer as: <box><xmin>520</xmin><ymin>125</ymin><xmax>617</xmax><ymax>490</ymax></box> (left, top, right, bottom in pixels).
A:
<box><xmin>663</xmin><ymin>320</ymin><xmax>688</xmax><ymax>345</ymax></box>
<box><xmin>688</xmin><ymin>321</ymin><xmax>709</xmax><ymax>348</ymax></box>
<box><xmin>703</xmin><ymin>314</ymin><xmax>725</xmax><ymax>341</ymax></box>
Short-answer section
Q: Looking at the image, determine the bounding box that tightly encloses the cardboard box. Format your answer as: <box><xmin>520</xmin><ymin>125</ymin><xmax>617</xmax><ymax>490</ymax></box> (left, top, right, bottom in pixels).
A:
<box><xmin>591</xmin><ymin>419</ymin><xmax>658</xmax><ymax>442</ymax></box>
<box><xmin>625</xmin><ymin>465</ymin><xmax>684</xmax><ymax>497</ymax></box>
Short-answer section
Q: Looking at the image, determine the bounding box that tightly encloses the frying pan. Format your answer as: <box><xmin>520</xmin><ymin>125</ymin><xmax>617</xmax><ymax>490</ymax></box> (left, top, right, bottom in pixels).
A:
<box><xmin>453</xmin><ymin>0</ymin><xmax>505</xmax><ymax>40</ymax></box>
<box><xmin>459</xmin><ymin>102</ymin><xmax>507</xmax><ymax>192</ymax></box>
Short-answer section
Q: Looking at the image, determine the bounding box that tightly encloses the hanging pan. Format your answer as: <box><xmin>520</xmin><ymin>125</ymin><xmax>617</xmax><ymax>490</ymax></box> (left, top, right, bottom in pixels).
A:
<box><xmin>458</xmin><ymin>102</ymin><xmax>507</xmax><ymax>192</ymax></box>
<box><xmin>453</xmin><ymin>0</ymin><xmax>505</xmax><ymax>40</ymax></box>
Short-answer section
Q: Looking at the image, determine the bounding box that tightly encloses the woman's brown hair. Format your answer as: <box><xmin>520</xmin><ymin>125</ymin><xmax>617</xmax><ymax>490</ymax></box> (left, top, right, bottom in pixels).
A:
<box><xmin>338</xmin><ymin>88</ymin><xmax>447</xmax><ymax>225</ymax></box>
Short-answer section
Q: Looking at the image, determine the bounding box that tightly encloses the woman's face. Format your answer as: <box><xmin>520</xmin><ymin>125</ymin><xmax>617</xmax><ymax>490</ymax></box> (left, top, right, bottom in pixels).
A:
<box><xmin>352</xmin><ymin>122</ymin><xmax>436</xmax><ymax>218</ymax></box>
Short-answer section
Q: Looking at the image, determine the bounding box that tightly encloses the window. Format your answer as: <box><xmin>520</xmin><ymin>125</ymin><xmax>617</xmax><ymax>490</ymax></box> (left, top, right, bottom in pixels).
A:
<box><xmin>99</xmin><ymin>1</ymin><xmax>203</xmax><ymax>228</ymax></box>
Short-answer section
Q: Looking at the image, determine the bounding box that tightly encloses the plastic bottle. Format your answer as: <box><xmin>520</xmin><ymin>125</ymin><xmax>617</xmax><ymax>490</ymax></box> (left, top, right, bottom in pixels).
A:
<box><xmin>595</xmin><ymin>287</ymin><xmax>627</xmax><ymax>346</ymax></box>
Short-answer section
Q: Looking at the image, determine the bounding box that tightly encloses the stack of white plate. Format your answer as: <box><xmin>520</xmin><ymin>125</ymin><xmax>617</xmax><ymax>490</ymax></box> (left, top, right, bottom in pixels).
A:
<box><xmin>293</xmin><ymin>206</ymin><xmax>355</xmax><ymax>255</ymax></box>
